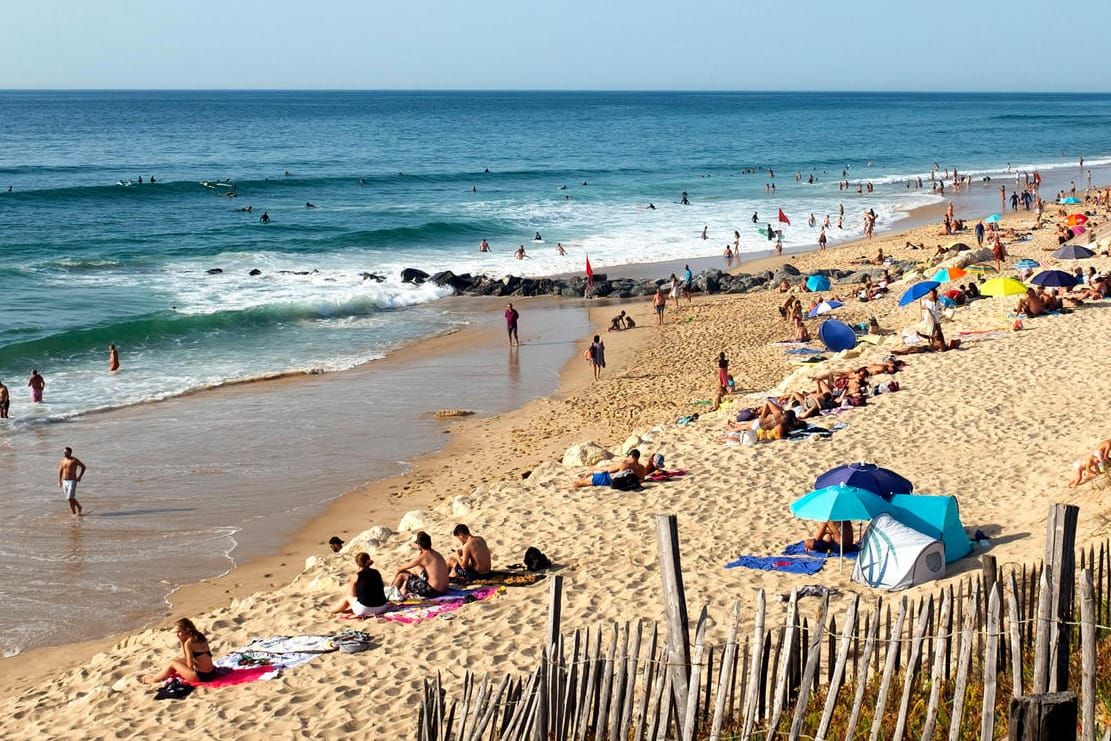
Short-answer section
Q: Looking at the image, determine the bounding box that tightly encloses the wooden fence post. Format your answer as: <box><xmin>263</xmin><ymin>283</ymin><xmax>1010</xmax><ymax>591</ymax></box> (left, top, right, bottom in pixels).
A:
<box><xmin>656</xmin><ymin>514</ymin><xmax>692</xmax><ymax>722</ymax></box>
<box><xmin>981</xmin><ymin>583</ymin><xmax>1002</xmax><ymax>741</ymax></box>
<box><xmin>709</xmin><ymin>602</ymin><xmax>741</xmax><ymax>741</ymax></box>
<box><xmin>1080</xmin><ymin>570</ymin><xmax>1096</xmax><ymax>741</ymax></box>
<box><xmin>548</xmin><ymin>574</ymin><xmax>564</xmax><ymax>654</ymax></box>
<box><xmin>1043</xmin><ymin>504</ymin><xmax>1080</xmax><ymax>693</ymax></box>
<box><xmin>1007</xmin><ymin>692</ymin><xmax>1077</xmax><ymax>741</ymax></box>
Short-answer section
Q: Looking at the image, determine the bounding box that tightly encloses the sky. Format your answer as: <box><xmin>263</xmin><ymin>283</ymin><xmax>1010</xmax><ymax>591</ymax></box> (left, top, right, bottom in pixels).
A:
<box><xmin>4</xmin><ymin>1</ymin><xmax>1110</xmax><ymax>92</ymax></box>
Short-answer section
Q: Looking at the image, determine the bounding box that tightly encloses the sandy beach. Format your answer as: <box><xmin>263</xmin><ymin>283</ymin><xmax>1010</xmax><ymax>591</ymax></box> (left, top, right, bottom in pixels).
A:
<box><xmin>4</xmin><ymin>189</ymin><xmax>1111</xmax><ymax>739</ymax></box>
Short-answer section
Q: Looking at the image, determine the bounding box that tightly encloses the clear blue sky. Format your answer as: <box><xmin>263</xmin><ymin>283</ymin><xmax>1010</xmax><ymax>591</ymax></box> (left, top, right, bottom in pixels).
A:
<box><xmin>5</xmin><ymin>0</ymin><xmax>1109</xmax><ymax>91</ymax></box>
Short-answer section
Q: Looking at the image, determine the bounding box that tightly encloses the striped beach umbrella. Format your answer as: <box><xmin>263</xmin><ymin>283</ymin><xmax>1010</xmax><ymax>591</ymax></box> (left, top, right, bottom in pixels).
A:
<box><xmin>965</xmin><ymin>263</ymin><xmax>998</xmax><ymax>274</ymax></box>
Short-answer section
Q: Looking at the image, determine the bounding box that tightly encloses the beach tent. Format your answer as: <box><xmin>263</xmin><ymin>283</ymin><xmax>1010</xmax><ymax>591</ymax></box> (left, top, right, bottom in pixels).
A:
<box><xmin>887</xmin><ymin>494</ymin><xmax>972</xmax><ymax>563</ymax></box>
<box><xmin>852</xmin><ymin>513</ymin><xmax>946</xmax><ymax>591</ymax></box>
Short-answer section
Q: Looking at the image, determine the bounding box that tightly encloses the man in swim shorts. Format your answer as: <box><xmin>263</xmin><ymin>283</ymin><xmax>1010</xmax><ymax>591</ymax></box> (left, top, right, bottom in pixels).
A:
<box><xmin>567</xmin><ymin>449</ymin><xmax>647</xmax><ymax>489</ymax></box>
<box><xmin>391</xmin><ymin>531</ymin><xmax>450</xmax><ymax>598</ymax></box>
<box><xmin>0</xmin><ymin>379</ymin><xmax>9</xmax><ymax>418</ymax></box>
<box><xmin>652</xmin><ymin>287</ymin><xmax>666</xmax><ymax>325</ymax></box>
<box><xmin>58</xmin><ymin>446</ymin><xmax>87</xmax><ymax>516</ymax></box>
<box><xmin>505</xmin><ymin>303</ymin><xmax>520</xmax><ymax>346</ymax></box>
<box><xmin>445</xmin><ymin>524</ymin><xmax>493</xmax><ymax>582</ymax></box>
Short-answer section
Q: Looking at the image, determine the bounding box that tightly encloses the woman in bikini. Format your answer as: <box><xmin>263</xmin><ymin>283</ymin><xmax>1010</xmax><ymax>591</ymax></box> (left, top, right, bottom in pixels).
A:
<box><xmin>141</xmin><ymin>617</ymin><xmax>217</xmax><ymax>684</ymax></box>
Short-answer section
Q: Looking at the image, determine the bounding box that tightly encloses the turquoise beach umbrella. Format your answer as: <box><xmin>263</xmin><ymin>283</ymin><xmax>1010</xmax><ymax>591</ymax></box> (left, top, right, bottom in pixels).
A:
<box><xmin>984</xmin><ymin>213</ymin><xmax>1002</xmax><ymax>223</ymax></box>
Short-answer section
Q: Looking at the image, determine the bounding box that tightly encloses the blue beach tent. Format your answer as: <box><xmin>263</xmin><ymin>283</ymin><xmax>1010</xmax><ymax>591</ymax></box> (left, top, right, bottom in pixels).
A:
<box><xmin>888</xmin><ymin>494</ymin><xmax>972</xmax><ymax>563</ymax></box>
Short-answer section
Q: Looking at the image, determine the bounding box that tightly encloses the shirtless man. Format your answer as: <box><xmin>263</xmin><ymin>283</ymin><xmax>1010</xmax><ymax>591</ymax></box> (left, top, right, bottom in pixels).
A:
<box><xmin>805</xmin><ymin>520</ymin><xmax>854</xmax><ymax>553</ymax></box>
<box><xmin>0</xmin><ymin>379</ymin><xmax>9</xmax><ymax>418</ymax></box>
<box><xmin>391</xmin><ymin>531</ymin><xmax>449</xmax><ymax>598</ymax></box>
<box><xmin>28</xmin><ymin>369</ymin><xmax>45</xmax><ymax>403</ymax></box>
<box><xmin>567</xmin><ymin>449</ymin><xmax>647</xmax><ymax>488</ymax></box>
<box><xmin>445</xmin><ymin>524</ymin><xmax>492</xmax><ymax>581</ymax></box>
<box><xmin>108</xmin><ymin>344</ymin><xmax>120</xmax><ymax>372</ymax></box>
<box><xmin>59</xmin><ymin>447</ymin><xmax>87</xmax><ymax>516</ymax></box>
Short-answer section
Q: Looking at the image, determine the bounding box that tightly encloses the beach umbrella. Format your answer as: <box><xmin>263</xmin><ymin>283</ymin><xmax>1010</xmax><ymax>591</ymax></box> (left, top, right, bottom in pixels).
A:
<box><xmin>978</xmin><ymin>277</ymin><xmax>1028</xmax><ymax>297</ymax></box>
<box><xmin>1014</xmin><ymin>259</ymin><xmax>1041</xmax><ymax>270</ymax></box>
<box><xmin>805</xmin><ymin>274</ymin><xmax>831</xmax><ymax>292</ymax></box>
<box><xmin>1029</xmin><ymin>270</ymin><xmax>1078</xmax><ymax>289</ymax></box>
<box><xmin>808</xmin><ymin>300</ymin><xmax>843</xmax><ymax>318</ymax></box>
<box><xmin>817</xmin><ymin>319</ymin><xmax>857</xmax><ymax>352</ymax></box>
<box><xmin>965</xmin><ymin>263</ymin><xmax>998</xmax><ymax>274</ymax></box>
<box><xmin>790</xmin><ymin>484</ymin><xmax>893</xmax><ymax>569</ymax></box>
<box><xmin>1066</xmin><ymin>214</ymin><xmax>1088</xmax><ymax>226</ymax></box>
<box><xmin>939</xmin><ymin>295</ymin><xmax>957</xmax><ymax>309</ymax></box>
<box><xmin>814</xmin><ymin>462</ymin><xmax>914</xmax><ymax>500</ymax></box>
<box><xmin>1060</xmin><ymin>197</ymin><xmax>1081</xmax><ymax>205</ymax></box>
<box><xmin>931</xmin><ymin>267</ymin><xmax>966</xmax><ymax>283</ymax></box>
<box><xmin>1071</xmin><ymin>225</ymin><xmax>1087</xmax><ymax>237</ymax></box>
<box><xmin>897</xmin><ymin>280</ymin><xmax>940</xmax><ymax>307</ymax></box>
<box><xmin>985</xmin><ymin>213</ymin><xmax>1002</xmax><ymax>223</ymax></box>
<box><xmin>1053</xmin><ymin>244</ymin><xmax>1095</xmax><ymax>260</ymax></box>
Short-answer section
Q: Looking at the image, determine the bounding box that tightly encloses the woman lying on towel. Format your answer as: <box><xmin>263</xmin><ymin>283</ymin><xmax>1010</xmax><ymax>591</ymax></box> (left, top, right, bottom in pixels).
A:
<box><xmin>141</xmin><ymin>617</ymin><xmax>217</xmax><ymax>684</ymax></box>
<box><xmin>805</xmin><ymin>521</ymin><xmax>856</xmax><ymax>553</ymax></box>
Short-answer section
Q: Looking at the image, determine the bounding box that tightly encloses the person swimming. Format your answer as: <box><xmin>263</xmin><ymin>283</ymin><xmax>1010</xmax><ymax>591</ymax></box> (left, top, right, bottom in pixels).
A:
<box><xmin>534</xmin><ymin>232</ymin><xmax>542</xmax><ymax>241</ymax></box>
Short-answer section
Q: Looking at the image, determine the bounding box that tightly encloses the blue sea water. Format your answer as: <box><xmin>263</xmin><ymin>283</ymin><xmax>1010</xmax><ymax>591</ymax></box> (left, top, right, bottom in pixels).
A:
<box><xmin>2</xmin><ymin>90</ymin><xmax>1111</xmax><ymax>422</ymax></box>
<box><xmin>2</xmin><ymin>90</ymin><xmax>1111</xmax><ymax>654</ymax></box>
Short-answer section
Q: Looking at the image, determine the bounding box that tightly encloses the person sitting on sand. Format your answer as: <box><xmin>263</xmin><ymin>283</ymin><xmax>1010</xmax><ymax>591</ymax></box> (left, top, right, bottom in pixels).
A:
<box><xmin>609</xmin><ymin>311</ymin><xmax>628</xmax><ymax>331</ymax></box>
<box><xmin>1038</xmin><ymin>287</ymin><xmax>1061</xmax><ymax>312</ymax></box>
<box><xmin>329</xmin><ymin>552</ymin><xmax>389</xmax><ymax>616</ymax></box>
<box><xmin>1015</xmin><ymin>287</ymin><xmax>1046</xmax><ymax>318</ymax></box>
<box><xmin>141</xmin><ymin>618</ymin><xmax>217</xmax><ymax>685</ymax></box>
<box><xmin>445</xmin><ymin>524</ymin><xmax>492</xmax><ymax>582</ymax></box>
<box><xmin>777</xmin><ymin>277</ymin><xmax>791</xmax><ymax>292</ymax></box>
<box><xmin>805</xmin><ymin>520</ymin><xmax>855</xmax><ymax>553</ymax></box>
<box><xmin>792</xmin><ymin>315</ymin><xmax>811</xmax><ymax>342</ymax></box>
<box><xmin>391</xmin><ymin>531</ymin><xmax>450</xmax><ymax>598</ymax></box>
<box><xmin>567</xmin><ymin>449</ymin><xmax>646</xmax><ymax>488</ymax></box>
<box><xmin>1069</xmin><ymin>448</ymin><xmax>1108</xmax><ymax>488</ymax></box>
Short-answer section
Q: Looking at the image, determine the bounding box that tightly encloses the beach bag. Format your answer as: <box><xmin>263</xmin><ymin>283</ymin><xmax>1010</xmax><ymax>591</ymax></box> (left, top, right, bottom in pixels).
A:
<box><xmin>154</xmin><ymin>678</ymin><xmax>195</xmax><ymax>701</ymax></box>
<box><xmin>609</xmin><ymin>469</ymin><xmax>640</xmax><ymax>491</ymax></box>
<box><xmin>524</xmin><ymin>547</ymin><xmax>551</xmax><ymax>572</ymax></box>
<box><xmin>334</xmin><ymin>630</ymin><xmax>374</xmax><ymax>654</ymax></box>
<box><xmin>739</xmin><ymin>429</ymin><xmax>758</xmax><ymax>447</ymax></box>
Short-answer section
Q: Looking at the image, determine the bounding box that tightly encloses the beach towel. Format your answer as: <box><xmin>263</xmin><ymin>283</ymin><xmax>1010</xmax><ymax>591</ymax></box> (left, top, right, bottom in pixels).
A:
<box><xmin>210</xmin><ymin>635</ymin><xmax>338</xmax><ymax>681</ymax></box>
<box><xmin>349</xmin><ymin>586</ymin><xmax>500</xmax><ymax>625</ymax></box>
<box><xmin>452</xmin><ymin>570</ymin><xmax>545</xmax><ymax>587</ymax></box>
<box><xmin>645</xmin><ymin>469</ymin><xmax>689</xmax><ymax>482</ymax></box>
<box><xmin>787</xmin><ymin>422</ymin><xmax>847</xmax><ymax>441</ymax></box>
<box><xmin>184</xmin><ymin>665</ymin><xmax>274</xmax><ymax>688</ymax></box>
<box><xmin>785</xmin><ymin>348</ymin><xmax>824</xmax><ymax>355</ymax></box>
<box><xmin>783</xmin><ymin>540</ymin><xmax>859</xmax><ymax>559</ymax></box>
<box><xmin>724</xmin><ymin>555</ymin><xmax>825</xmax><ymax>575</ymax></box>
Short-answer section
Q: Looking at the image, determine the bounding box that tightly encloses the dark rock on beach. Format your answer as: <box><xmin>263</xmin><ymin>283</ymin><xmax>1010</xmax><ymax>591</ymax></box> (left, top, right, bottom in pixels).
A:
<box><xmin>206</xmin><ymin>268</ymin><xmax>223</xmax><ymax>274</ymax></box>
<box><xmin>401</xmin><ymin>268</ymin><xmax>430</xmax><ymax>284</ymax></box>
<box><xmin>248</xmin><ymin>268</ymin><xmax>262</xmax><ymax>276</ymax></box>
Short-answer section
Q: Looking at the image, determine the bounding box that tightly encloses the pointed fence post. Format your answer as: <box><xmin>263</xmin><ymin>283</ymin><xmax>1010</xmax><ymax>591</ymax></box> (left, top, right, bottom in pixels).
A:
<box><xmin>1043</xmin><ymin>504</ymin><xmax>1079</xmax><ymax>692</ymax></box>
<box><xmin>656</xmin><ymin>514</ymin><xmax>692</xmax><ymax>730</ymax></box>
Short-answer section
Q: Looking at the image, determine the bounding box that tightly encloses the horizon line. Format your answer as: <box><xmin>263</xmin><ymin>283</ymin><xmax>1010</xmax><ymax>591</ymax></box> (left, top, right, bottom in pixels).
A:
<box><xmin>0</xmin><ymin>87</ymin><xmax>1108</xmax><ymax>96</ymax></box>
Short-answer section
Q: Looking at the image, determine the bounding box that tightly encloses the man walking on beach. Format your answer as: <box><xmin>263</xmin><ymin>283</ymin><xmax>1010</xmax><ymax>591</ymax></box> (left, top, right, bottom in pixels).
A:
<box><xmin>653</xmin><ymin>287</ymin><xmax>666</xmax><ymax>325</ymax></box>
<box><xmin>505</xmin><ymin>303</ymin><xmax>520</xmax><ymax>346</ymax></box>
<box><xmin>28</xmin><ymin>369</ymin><xmax>45</xmax><ymax>403</ymax></box>
<box><xmin>58</xmin><ymin>447</ymin><xmax>87</xmax><ymax>516</ymax></box>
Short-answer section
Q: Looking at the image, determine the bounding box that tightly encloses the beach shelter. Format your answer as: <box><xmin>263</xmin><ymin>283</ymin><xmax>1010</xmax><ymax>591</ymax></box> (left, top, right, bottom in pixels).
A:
<box><xmin>817</xmin><ymin>319</ymin><xmax>857</xmax><ymax>352</ymax></box>
<box><xmin>887</xmin><ymin>494</ymin><xmax>972</xmax><ymax>563</ymax></box>
<box><xmin>806</xmin><ymin>274</ymin><xmax>831</xmax><ymax>292</ymax></box>
<box><xmin>851</xmin><ymin>513</ymin><xmax>946</xmax><ymax>591</ymax></box>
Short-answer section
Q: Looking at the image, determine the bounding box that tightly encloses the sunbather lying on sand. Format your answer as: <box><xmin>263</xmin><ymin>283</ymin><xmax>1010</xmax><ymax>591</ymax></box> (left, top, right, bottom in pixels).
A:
<box><xmin>567</xmin><ymin>449</ymin><xmax>646</xmax><ymax>488</ymax></box>
<box><xmin>725</xmin><ymin>400</ymin><xmax>804</xmax><ymax>441</ymax></box>
<box><xmin>805</xmin><ymin>520</ymin><xmax>855</xmax><ymax>553</ymax></box>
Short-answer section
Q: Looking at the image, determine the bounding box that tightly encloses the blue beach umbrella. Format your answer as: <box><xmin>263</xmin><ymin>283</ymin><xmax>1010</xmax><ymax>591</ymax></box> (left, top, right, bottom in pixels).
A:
<box><xmin>817</xmin><ymin>319</ymin><xmax>857</xmax><ymax>352</ymax></box>
<box><xmin>1060</xmin><ymin>197</ymin><xmax>1081</xmax><ymax>205</ymax></box>
<box><xmin>806</xmin><ymin>274</ymin><xmax>831</xmax><ymax>292</ymax></box>
<box><xmin>897</xmin><ymin>280</ymin><xmax>940</xmax><ymax>307</ymax></box>
<box><xmin>984</xmin><ymin>213</ymin><xmax>1002</xmax><ymax>223</ymax></box>
<box><xmin>791</xmin><ymin>484</ymin><xmax>892</xmax><ymax>522</ymax></box>
<box><xmin>1029</xmin><ymin>270</ymin><xmax>1078</xmax><ymax>288</ymax></box>
<box><xmin>808</xmin><ymin>300</ymin><xmax>843</xmax><ymax>318</ymax></box>
<box><xmin>1053</xmin><ymin>244</ymin><xmax>1095</xmax><ymax>260</ymax></box>
<box><xmin>1014</xmin><ymin>259</ymin><xmax>1041</xmax><ymax>270</ymax></box>
<box><xmin>813</xmin><ymin>462</ymin><xmax>914</xmax><ymax>500</ymax></box>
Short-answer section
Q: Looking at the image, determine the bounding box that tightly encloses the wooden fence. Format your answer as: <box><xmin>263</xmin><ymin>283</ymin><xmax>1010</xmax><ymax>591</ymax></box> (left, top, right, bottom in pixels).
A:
<box><xmin>417</xmin><ymin>505</ymin><xmax>1111</xmax><ymax>740</ymax></box>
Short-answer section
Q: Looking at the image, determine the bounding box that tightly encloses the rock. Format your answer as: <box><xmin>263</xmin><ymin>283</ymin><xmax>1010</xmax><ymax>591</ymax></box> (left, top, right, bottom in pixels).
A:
<box><xmin>401</xmin><ymin>268</ymin><xmax>430</xmax><ymax>284</ymax></box>
<box><xmin>620</xmin><ymin>435</ymin><xmax>643</xmax><ymax>455</ymax></box>
<box><xmin>398</xmin><ymin>510</ymin><xmax>427</xmax><ymax>532</ymax></box>
<box><xmin>562</xmin><ymin>442</ymin><xmax>612</xmax><ymax>467</ymax></box>
<box><xmin>307</xmin><ymin>574</ymin><xmax>342</xmax><ymax>593</ymax></box>
<box><xmin>206</xmin><ymin>268</ymin><xmax>223</xmax><ymax>275</ymax></box>
<box><xmin>434</xmin><ymin>409</ymin><xmax>474</xmax><ymax>418</ymax></box>
<box><xmin>778</xmin><ymin>263</ymin><xmax>801</xmax><ymax>276</ymax></box>
<box><xmin>452</xmin><ymin>495</ymin><xmax>472</xmax><ymax>516</ymax></box>
<box><xmin>361</xmin><ymin>272</ymin><xmax>386</xmax><ymax>282</ymax></box>
<box><xmin>304</xmin><ymin>555</ymin><xmax>321</xmax><ymax>570</ymax></box>
<box><xmin>248</xmin><ymin>268</ymin><xmax>262</xmax><ymax>276</ymax></box>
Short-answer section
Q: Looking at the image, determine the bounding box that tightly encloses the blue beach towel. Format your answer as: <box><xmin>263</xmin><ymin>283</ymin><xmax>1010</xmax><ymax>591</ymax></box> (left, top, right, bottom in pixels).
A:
<box><xmin>724</xmin><ymin>555</ymin><xmax>825</xmax><ymax>575</ymax></box>
<box><xmin>783</xmin><ymin>540</ymin><xmax>858</xmax><ymax>559</ymax></box>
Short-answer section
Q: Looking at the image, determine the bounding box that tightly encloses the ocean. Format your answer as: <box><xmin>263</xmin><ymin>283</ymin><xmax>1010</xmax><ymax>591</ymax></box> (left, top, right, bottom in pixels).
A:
<box><xmin>2</xmin><ymin>90</ymin><xmax>1109</xmax><ymax>654</ymax></box>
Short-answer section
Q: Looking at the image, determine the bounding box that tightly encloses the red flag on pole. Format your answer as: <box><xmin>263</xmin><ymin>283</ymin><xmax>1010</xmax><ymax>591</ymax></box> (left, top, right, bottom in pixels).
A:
<box><xmin>585</xmin><ymin>256</ymin><xmax>594</xmax><ymax>286</ymax></box>
<box><xmin>778</xmin><ymin>208</ymin><xmax>791</xmax><ymax>225</ymax></box>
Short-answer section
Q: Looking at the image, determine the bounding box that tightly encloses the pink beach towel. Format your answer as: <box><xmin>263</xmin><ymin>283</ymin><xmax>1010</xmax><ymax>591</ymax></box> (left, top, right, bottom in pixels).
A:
<box><xmin>185</xmin><ymin>665</ymin><xmax>274</xmax><ymax>688</ymax></box>
<box><xmin>362</xmin><ymin>586</ymin><xmax>499</xmax><ymax>625</ymax></box>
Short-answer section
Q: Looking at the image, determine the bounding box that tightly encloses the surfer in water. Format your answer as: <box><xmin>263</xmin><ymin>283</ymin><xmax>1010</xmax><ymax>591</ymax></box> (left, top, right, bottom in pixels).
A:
<box><xmin>479</xmin><ymin>239</ymin><xmax>490</xmax><ymax>252</ymax></box>
<box><xmin>680</xmin><ymin>191</ymin><xmax>689</xmax><ymax>205</ymax></box>
<box><xmin>260</xmin><ymin>212</ymin><xmax>270</xmax><ymax>223</ymax></box>
<box><xmin>534</xmin><ymin>232</ymin><xmax>542</xmax><ymax>241</ymax></box>
<box><xmin>306</xmin><ymin>202</ymin><xmax>317</xmax><ymax>208</ymax></box>
<box><xmin>515</xmin><ymin>245</ymin><xmax>528</xmax><ymax>260</ymax></box>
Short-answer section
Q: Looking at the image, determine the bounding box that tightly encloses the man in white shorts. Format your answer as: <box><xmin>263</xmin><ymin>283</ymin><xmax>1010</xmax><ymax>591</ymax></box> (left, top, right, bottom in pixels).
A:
<box><xmin>58</xmin><ymin>447</ymin><xmax>86</xmax><ymax>515</ymax></box>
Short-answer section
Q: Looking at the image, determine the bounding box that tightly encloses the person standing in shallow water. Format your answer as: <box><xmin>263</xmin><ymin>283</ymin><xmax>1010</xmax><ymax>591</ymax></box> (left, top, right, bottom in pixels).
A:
<box><xmin>108</xmin><ymin>344</ymin><xmax>120</xmax><ymax>372</ymax></box>
<box><xmin>505</xmin><ymin>303</ymin><xmax>520</xmax><ymax>347</ymax></box>
<box><xmin>0</xmin><ymin>379</ymin><xmax>9</xmax><ymax>418</ymax></box>
<box><xmin>28</xmin><ymin>369</ymin><xmax>45</xmax><ymax>402</ymax></box>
